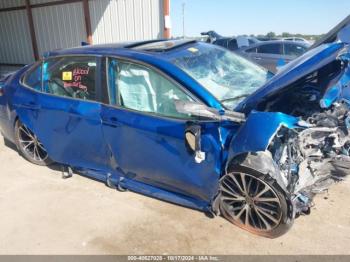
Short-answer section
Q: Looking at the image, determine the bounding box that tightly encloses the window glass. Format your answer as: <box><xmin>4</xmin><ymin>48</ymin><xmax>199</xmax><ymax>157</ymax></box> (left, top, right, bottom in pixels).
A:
<box><xmin>214</xmin><ymin>39</ymin><xmax>229</xmax><ymax>48</ymax></box>
<box><xmin>245</xmin><ymin>47</ymin><xmax>257</xmax><ymax>53</ymax></box>
<box><xmin>172</xmin><ymin>43</ymin><xmax>269</xmax><ymax>109</ymax></box>
<box><xmin>108</xmin><ymin>59</ymin><xmax>194</xmax><ymax>118</ymax></box>
<box><xmin>248</xmin><ymin>39</ymin><xmax>256</xmax><ymax>45</ymax></box>
<box><xmin>43</xmin><ymin>56</ymin><xmax>97</xmax><ymax>101</ymax></box>
<box><xmin>227</xmin><ymin>39</ymin><xmax>238</xmax><ymax>51</ymax></box>
<box><xmin>284</xmin><ymin>43</ymin><xmax>307</xmax><ymax>57</ymax></box>
<box><xmin>22</xmin><ymin>63</ymin><xmax>42</xmax><ymax>91</ymax></box>
<box><xmin>257</xmin><ymin>44</ymin><xmax>282</xmax><ymax>54</ymax></box>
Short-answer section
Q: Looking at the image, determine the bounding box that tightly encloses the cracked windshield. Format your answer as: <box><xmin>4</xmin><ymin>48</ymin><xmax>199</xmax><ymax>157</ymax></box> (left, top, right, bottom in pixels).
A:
<box><xmin>172</xmin><ymin>44</ymin><xmax>271</xmax><ymax>109</ymax></box>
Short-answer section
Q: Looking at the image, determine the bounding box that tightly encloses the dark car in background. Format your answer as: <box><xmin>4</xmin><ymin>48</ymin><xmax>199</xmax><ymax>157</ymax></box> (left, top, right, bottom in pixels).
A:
<box><xmin>239</xmin><ymin>40</ymin><xmax>310</xmax><ymax>72</ymax></box>
<box><xmin>201</xmin><ymin>31</ymin><xmax>259</xmax><ymax>51</ymax></box>
<box><xmin>201</xmin><ymin>31</ymin><xmax>310</xmax><ymax>72</ymax></box>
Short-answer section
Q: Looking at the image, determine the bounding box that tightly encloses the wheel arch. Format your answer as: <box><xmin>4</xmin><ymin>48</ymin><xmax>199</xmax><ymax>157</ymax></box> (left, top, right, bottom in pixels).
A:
<box><xmin>226</xmin><ymin>151</ymin><xmax>286</xmax><ymax>190</ymax></box>
<box><xmin>213</xmin><ymin>151</ymin><xmax>294</xmax><ymax>217</ymax></box>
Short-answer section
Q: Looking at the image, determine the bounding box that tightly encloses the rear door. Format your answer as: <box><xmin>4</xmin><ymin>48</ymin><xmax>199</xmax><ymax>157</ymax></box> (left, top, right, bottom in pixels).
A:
<box><xmin>100</xmin><ymin>58</ymin><xmax>224</xmax><ymax>204</ymax></box>
<box><xmin>16</xmin><ymin>56</ymin><xmax>109</xmax><ymax>171</ymax></box>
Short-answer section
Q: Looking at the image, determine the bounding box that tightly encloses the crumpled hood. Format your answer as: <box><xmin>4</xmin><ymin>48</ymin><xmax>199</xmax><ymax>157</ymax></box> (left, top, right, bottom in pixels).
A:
<box><xmin>236</xmin><ymin>23</ymin><xmax>350</xmax><ymax>114</ymax></box>
<box><xmin>310</xmin><ymin>14</ymin><xmax>350</xmax><ymax>49</ymax></box>
<box><xmin>236</xmin><ymin>42</ymin><xmax>349</xmax><ymax>114</ymax></box>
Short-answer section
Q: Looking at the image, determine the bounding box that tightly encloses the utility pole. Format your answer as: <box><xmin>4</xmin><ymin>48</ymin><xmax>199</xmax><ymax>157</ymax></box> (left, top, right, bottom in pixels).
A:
<box><xmin>182</xmin><ymin>2</ymin><xmax>185</xmax><ymax>38</ymax></box>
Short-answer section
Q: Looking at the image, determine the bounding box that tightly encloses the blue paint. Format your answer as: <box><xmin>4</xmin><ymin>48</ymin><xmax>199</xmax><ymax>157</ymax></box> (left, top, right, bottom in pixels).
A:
<box><xmin>228</xmin><ymin>111</ymin><xmax>299</xmax><ymax>158</ymax></box>
<box><xmin>0</xmin><ymin>34</ymin><xmax>349</xmax><ymax>212</ymax></box>
<box><xmin>235</xmin><ymin>43</ymin><xmax>348</xmax><ymax>113</ymax></box>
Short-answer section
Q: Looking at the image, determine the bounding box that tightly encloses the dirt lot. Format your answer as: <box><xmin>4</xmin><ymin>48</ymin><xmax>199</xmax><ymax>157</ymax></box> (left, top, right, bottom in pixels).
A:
<box><xmin>0</xmin><ymin>137</ymin><xmax>349</xmax><ymax>255</ymax></box>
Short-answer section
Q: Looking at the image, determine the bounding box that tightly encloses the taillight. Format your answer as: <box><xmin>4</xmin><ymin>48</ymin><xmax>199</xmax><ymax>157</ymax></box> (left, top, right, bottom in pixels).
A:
<box><xmin>0</xmin><ymin>86</ymin><xmax>3</xmax><ymax>96</ymax></box>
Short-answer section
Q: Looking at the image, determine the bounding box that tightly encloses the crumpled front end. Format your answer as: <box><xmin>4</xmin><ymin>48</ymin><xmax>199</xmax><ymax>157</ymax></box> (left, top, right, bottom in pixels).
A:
<box><xmin>268</xmin><ymin>101</ymin><xmax>350</xmax><ymax>215</ymax></box>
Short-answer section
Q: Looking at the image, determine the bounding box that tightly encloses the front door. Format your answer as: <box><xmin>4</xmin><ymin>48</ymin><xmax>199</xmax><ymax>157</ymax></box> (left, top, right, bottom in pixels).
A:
<box><xmin>101</xmin><ymin>58</ymin><xmax>223</xmax><ymax>203</ymax></box>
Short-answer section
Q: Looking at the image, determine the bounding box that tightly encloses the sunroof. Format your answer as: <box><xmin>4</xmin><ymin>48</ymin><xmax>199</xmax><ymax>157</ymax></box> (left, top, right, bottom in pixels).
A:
<box><xmin>131</xmin><ymin>39</ymin><xmax>196</xmax><ymax>52</ymax></box>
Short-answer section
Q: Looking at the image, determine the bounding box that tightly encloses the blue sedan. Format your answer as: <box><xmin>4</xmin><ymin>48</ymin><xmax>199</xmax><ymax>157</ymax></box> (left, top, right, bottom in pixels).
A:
<box><xmin>1</xmin><ymin>27</ymin><xmax>350</xmax><ymax>238</ymax></box>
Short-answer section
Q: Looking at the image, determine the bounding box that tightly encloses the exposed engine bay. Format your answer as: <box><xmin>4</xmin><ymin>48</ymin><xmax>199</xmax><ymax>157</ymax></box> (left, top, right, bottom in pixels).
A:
<box><xmin>267</xmin><ymin>52</ymin><xmax>350</xmax><ymax>216</ymax></box>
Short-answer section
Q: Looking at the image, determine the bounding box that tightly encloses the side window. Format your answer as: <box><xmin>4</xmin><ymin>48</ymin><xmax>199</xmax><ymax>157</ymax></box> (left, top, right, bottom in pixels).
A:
<box><xmin>108</xmin><ymin>59</ymin><xmax>194</xmax><ymax>118</ymax></box>
<box><xmin>214</xmin><ymin>39</ymin><xmax>228</xmax><ymax>48</ymax></box>
<box><xmin>284</xmin><ymin>44</ymin><xmax>306</xmax><ymax>57</ymax></box>
<box><xmin>245</xmin><ymin>47</ymin><xmax>257</xmax><ymax>53</ymax></box>
<box><xmin>248</xmin><ymin>39</ymin><xmax>256</xmax><ymax>45</ymax></box>
<box><xmin>42</xmin><ymin>56</ymin><xmax>97</xmax><ymax>101</ymax></box>
<box><xmin>257</xmin><ymin>44</ymin><xmax>282</xmax><ymax>55</ymax></box>
<box><xmin>227</xmin><ymin>39</ymin><xmax>238</xmax><ymax>51</ymax></box>
<box><xmin>22</xmin><ymin>62</ymin><xmax>42</xmax><ymax>91</ymax></box>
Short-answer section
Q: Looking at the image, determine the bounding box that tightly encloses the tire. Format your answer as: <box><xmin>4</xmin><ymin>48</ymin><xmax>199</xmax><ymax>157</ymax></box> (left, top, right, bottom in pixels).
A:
<box><xmin>14</xmin><ymin>120</ymin><xmax>53</xmax><ymax>166</ymax></box>
<box><xmin>219</xmin><ymin>165</ymin><xmax>294</xmax><ymax>238</ymax></box>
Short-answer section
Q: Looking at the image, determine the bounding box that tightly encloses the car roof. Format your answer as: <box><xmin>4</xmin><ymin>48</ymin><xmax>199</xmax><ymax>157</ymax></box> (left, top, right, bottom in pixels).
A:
<box><xmin>44</xmin><ymin>39</ymin><xmax>197</xmax><ymax>58</ymax></box>
<box><xmin>241</xmin><ymin>40</ymin><xmax>309</xmax><ymax>50</ymax></box>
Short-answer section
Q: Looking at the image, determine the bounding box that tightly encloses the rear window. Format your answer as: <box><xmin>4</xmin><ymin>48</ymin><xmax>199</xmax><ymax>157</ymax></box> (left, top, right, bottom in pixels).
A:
<box><xmin>43</xmin><ymin>56</ymin><xmax>97</xmax><ymax>101</ymax></box>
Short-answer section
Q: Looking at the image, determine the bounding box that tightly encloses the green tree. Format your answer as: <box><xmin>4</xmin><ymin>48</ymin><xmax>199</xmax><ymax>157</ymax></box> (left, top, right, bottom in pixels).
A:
<box><xmin>282</xmin><ymin>32</ymin><xmax>291</xmax><ymax>37</ymax></box>
<box><xmin>266</xmin><ymin>32</ymin><xmax>276</xmax><ymax>38</ymax></box>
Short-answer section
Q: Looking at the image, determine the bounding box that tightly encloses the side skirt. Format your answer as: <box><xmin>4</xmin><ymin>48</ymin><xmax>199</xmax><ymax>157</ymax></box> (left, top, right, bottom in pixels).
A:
<box><xmin>74</xmin><ymin>167</ymin><xmax>211</xmax><ymax>212</ymax></box>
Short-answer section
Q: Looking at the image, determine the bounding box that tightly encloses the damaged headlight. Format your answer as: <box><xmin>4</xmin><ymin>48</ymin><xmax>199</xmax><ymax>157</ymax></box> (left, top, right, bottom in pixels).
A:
<box><xmin>268</xmin><ymin>126</ymin><xmax>301</xmax><ymax>190</ymax></box>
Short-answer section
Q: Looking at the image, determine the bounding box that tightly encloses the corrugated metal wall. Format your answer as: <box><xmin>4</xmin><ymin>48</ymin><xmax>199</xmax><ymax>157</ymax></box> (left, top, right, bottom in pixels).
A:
<box><xmin>32</xmin><ymin>2</ymin><xmax>87</xmax><ymax>57</ymax></box>
<box><xmin>89</xmin><ymin>0</ymin><xmax>164</xmax><ymax>44</ymax></box>
<box><xmin>0</xmin><ymin>9</ymin><xmax>34</xmax><ymax>64</ymax></box>
<box><xmin>0</xmin><ymin>0</ymin><xmax>24</xmax><ymax>9</ymax></box>
<box><xmin>0</xmin><ymin>0</ymin><xmax>164</xmax><ymax>65</ymax></box>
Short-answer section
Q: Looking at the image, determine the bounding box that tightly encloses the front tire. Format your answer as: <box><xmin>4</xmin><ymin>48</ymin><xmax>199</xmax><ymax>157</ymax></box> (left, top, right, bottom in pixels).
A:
<box><xmin>14</xmin><ymin>120</ymin><xmax>53</xmax><ymax>166</ymax></box>
<box><xmin>219</xmin><ymin>165</ymin><xmax>294</xmax><ymax>238</ymax></box>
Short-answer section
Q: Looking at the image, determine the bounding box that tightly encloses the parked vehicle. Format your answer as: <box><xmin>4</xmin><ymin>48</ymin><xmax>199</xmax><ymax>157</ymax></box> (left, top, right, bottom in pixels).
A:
<box><xmin>282</xmin><ymin>37</ymin><xmax>310</xmax><ymax>44</ymax></box>
<box><xmin>201</xmin><ymin>31</ymin><xmax>309</xmax><ymax>72</ymax></box>
<box><xmin>0</xmin><ymin>21</ymin><xmax>350</xmax><ymax>238</ymax></box>
<box><xmin>201</xmin><ymin>31</ymin><xmax>259</xmax><ymax>50</ymax></box>
<box><xmin>239</xmin><ymin>40</ymin><xmax>310</xmax><ymax>72</ymax></box>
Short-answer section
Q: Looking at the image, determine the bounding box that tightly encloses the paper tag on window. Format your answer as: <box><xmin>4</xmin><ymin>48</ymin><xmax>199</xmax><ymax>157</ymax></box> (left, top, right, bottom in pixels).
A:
<box><xmin>62</xmin><ymin>71</ymin><xmax>72</xmax><ymax>81</ymax></box>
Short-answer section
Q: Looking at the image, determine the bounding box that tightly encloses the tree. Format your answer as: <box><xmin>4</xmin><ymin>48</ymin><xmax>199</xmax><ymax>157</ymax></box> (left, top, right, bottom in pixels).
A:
<box><xmin>266</xmin><ymin>32</ymin><xmax>276</xmax><ymax>38</ymax></box>
<box><xmin>282</xmin><ymin>32</ymin><xmax>291</xmax><ymax>37</ymax></box>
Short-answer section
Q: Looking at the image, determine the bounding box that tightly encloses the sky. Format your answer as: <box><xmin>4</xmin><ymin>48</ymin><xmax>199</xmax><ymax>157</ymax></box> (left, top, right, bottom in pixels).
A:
<box><xmin>170</xmin><ymin>0</ymin><xmax>350</xmax><ymax>37</ymax></box>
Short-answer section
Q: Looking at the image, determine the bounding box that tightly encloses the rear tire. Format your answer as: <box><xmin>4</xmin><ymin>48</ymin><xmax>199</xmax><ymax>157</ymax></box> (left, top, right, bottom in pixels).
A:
<box><xmin>14</xmin><ymin>120</ymin><xmax>53</xmax><ymax>166</ymax></box>
<box><xmin>219</xmin><ymin>165</ymin><xmax>294</xmax><ymax>238</ymax></box>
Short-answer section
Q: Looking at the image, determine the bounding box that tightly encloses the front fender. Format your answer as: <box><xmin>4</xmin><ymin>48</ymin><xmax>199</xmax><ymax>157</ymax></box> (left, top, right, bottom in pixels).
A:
<box><xmin>228</xmin><ymin>111</ymin><xmax>299</xmax><ymax>159</ymax></box>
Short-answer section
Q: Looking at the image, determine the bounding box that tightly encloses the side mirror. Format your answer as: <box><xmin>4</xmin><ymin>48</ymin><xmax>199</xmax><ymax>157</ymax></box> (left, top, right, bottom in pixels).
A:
<box><xmin>185</xmin><ymin>125</ymin><xmax>201</xmax><ymax>152</ymax></box>
<box><xmin>185</xmin><ymin>125</ymin><xmax>205</xmax><ymax>163</ymax></box>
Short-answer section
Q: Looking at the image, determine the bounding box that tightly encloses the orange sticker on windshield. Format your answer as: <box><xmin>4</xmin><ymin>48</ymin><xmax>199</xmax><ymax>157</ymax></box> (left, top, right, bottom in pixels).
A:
<box><xmin>62</xmin><ymin>71</ymin><xmax>72</xmax><ymax>81</ymax></box>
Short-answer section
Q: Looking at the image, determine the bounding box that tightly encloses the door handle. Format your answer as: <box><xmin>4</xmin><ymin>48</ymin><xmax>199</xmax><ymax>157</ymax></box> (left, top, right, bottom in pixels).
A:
<box><xmin>253</xmin><ymin>57</ymin><xmax>262</xmax><ymax>60</ymax></box>
<box><xmin>102</xmin><ymin>116</ymin><xmax>120</xmax><ymax>127</ymax></box>
<box><xmin>21</xmin><ymin>102</ymin><xmax>40</xmax><ymax>110</ymax></box>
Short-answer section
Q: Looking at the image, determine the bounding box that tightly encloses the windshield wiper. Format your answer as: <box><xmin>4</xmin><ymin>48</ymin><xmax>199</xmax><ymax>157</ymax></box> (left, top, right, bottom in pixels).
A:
<box><xmin>221</xmin><ymin>94</ymin><xmax>250</xmax><ymax>103</ymax></box>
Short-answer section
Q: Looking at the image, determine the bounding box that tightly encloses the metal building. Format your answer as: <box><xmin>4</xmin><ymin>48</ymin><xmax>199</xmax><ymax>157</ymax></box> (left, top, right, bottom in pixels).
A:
<box><xmin>0</xmin><ymin>0</ymin><xmax>170</xmax><ymax>76</ymax></box>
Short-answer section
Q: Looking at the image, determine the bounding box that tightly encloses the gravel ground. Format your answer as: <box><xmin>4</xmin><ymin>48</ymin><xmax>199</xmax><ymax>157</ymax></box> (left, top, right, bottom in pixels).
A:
<box><xmin>0</xmin><ymin>137</ymin><xmax>349</xmax><ymax>255</ymax></box>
